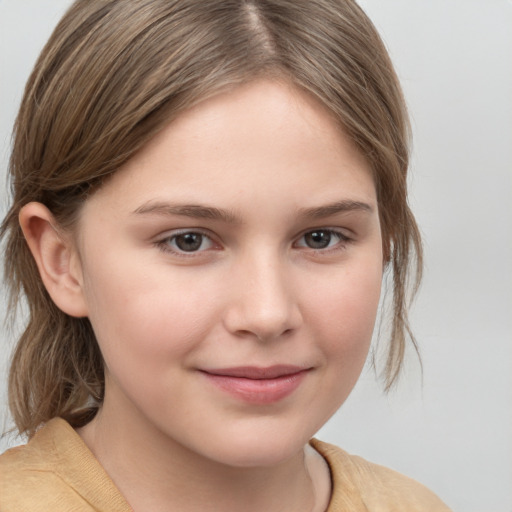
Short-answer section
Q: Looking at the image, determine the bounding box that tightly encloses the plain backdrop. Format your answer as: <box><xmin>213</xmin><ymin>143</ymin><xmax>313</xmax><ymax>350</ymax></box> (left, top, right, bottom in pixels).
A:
<box><xmin>1</xmin><ymin>1</ymin><xmax>511</xmax><ymax>511</ymax></box>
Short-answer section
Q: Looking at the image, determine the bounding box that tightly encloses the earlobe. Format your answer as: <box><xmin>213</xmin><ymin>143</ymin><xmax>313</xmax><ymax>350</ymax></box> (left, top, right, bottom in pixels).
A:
<box><xmin>19</xmin><ymin>202</ymin><xmax>88</xmax><ymax>318</ymax></box>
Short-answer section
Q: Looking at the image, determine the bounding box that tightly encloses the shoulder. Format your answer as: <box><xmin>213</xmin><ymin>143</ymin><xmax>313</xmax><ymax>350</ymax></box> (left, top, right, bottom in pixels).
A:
<box><xmin>0</xmin><ymin>418</ymin><xmax>130</xmax><ymax>512</ymax></box>
<box><xmin>310</xmin><ymin>439</ymin><xmax>452</xmax><ymax>512</ymax></box>
<box><xmin>1</xmin><ymin>419</ymin><xmax>79</xmax><ymax>511</ymax></box>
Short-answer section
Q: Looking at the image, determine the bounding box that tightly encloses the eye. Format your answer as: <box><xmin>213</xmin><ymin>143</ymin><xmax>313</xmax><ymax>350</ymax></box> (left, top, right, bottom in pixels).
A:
<box><xmin>295</xmin><ymin>229</ymin><xmax>349</xmax><ymax>250</ymax></box>
<box><xmin>157</xmin><ymin>231</ymin><xmax>216</xmax><ymax>254</ymax></box>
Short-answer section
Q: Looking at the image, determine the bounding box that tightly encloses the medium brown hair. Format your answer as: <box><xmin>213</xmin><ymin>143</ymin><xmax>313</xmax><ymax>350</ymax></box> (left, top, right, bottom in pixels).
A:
<box><xmin>1</xmin><ymin>0</ymin><xmax>422</xmax><ymax>438</ymax></box>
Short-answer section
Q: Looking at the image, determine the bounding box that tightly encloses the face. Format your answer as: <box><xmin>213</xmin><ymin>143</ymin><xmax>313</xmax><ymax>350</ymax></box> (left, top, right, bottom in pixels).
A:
<box><xmin>73</xmin><ymin>80</ymin><xmax>383</xmax><ymax>467</ymax></box>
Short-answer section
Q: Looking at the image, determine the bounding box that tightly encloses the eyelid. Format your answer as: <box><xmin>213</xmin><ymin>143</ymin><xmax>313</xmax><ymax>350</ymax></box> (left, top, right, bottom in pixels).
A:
<box><xmin>154</xmin><ymin>228</ymin><xmax>221</xmax><ymax>257</ymax></box>
<box><xmin>293</xmin><ymin>227</ymin><xmax>352</xmax><ymax>251</ymax></box>
<box><xmin>153</xmin><ymin>226</ymin><xmax>353</xmax><ymax>258</ymax></box>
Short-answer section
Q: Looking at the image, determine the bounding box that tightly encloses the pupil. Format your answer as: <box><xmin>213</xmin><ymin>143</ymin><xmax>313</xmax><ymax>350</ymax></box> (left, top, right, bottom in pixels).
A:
<box><xmin>176</xmin><ymin>233</ymin><xmax>202</xmax><ymax>252</ymax></box>
<box><xmin>306</xmin><ymin>231</ymin><xmax>331</xmax><ymax>249</ymax></box>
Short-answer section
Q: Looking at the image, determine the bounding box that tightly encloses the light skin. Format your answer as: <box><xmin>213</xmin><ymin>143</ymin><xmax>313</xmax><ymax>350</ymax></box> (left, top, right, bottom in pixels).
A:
<box><xmin>20</xmin><ymin>80</ymin><xmax>384</xmax><ymax>512</ymax></box>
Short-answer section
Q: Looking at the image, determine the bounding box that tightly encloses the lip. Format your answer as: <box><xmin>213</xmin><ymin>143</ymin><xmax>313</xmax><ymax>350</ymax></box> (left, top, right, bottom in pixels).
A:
<box><xmin>200</xmin><ymin>365</ymin><xmax>310</xmax><ymax>405</ymax></box>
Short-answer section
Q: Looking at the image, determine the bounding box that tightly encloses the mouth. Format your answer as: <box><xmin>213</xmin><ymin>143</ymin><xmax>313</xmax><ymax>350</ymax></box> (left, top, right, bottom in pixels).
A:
<box><xmin>199</xmin><ymin>365</ymin><xmax>311</xmax><ymax>404</ymax></box>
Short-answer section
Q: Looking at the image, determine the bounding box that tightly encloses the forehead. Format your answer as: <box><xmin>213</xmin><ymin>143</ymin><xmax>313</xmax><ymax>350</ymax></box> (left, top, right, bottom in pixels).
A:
<box><xmin>83</xmin><ymin>79</ymin><xmax>376</xmax><ymax>216</ymax></box>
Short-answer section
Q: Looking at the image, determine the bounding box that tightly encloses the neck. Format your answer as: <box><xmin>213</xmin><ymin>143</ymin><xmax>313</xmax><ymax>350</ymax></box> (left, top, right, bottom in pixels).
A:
<box><xmin>77</xmin><ymin>403</ymin><xmax>329</xmax><ymax>512</ymax></box>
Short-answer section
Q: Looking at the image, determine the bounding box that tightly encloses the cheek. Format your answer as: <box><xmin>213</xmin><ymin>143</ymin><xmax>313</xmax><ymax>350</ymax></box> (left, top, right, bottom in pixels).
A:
<box><xmin>292</xmin><ymin>260</ymin><xmax>382</xmax><ymax>432</ymax></box>
<box><xmin>309</xmin><ymin>260</ymin><xmax>382</xmax><ymax>363</ymax></box>
<box><xmin>81</xmin><ymin>258</ymin><xmax>219</xmax><ymax>368</ymax></box>
<box><xmin>82</xmin><ymin>271</ymin><xmax>216</xmax><ymax>415</ymax></box>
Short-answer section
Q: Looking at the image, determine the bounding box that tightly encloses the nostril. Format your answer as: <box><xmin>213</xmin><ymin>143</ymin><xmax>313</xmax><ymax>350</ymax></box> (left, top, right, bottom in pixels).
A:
<box><xmin>254</xmin><ymin>326</ymin><xmax>296</xmax><ymax>342</ymax></box>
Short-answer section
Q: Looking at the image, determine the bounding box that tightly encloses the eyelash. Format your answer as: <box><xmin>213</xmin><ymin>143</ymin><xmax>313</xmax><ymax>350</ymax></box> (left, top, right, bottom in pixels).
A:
<box><xmin>155</xmin><ymin>228</ymin><xmax>352</xmax><ymax>257</ymax></box>
<box><xmin>155</xmin><ymin>229</ymin><xmax>218</xmax><ymax>257</ymax></box>
<box><xmin>293</xmin><ymin>228</ymin><xmax>352</xmax><ymax>253</ymax></box>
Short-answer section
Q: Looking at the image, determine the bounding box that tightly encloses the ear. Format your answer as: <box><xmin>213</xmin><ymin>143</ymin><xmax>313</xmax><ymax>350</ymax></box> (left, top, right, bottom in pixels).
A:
<box><xmin>19</xmin><ymin>202</ymin><xmax>88</xmax><ymax>317</ymax></box>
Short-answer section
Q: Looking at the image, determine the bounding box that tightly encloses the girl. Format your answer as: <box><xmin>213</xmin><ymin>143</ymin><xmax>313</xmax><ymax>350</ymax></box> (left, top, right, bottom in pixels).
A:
<box><xmin>0</xmin><ymin>1</ymin><xmax>451</xmax><ymax>510</ymax></box>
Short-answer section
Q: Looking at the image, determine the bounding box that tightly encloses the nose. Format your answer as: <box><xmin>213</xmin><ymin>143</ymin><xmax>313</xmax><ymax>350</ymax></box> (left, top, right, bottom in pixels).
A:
<box><xmin>223</xmin><ymin>252</ymin><xmax>303</xmax><ymax>342</ymax></box>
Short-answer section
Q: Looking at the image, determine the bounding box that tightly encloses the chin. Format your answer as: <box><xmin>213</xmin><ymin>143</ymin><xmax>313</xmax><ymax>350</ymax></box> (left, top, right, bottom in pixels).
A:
<box><xmin>196</xmin><ymin>420</ymin><xmax>314</xmax><ymax>469</ymax></box>
<box><xmin>214</xmin><ymin>442</ymin><xmax>304</xmax><ymax>469</ymax></box>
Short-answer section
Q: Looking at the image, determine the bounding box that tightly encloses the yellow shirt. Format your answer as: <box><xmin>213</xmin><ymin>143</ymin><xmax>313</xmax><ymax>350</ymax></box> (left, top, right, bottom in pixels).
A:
<box><xmin>0</xmin><ymin>418</ymin><xmax>451</xmax><ymax>511</ymax></box>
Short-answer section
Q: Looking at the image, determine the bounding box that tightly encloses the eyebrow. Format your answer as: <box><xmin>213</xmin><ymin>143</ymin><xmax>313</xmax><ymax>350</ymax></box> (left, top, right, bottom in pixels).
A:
<box><xmin>132</xmin><ymin>199</ymin><xmax>373</xmax><ymax>223</ymax></box>
<box><xmin>132</xmin><ymin>201</ymin><xmax>240</xmax><ymax>224</ymax></box>
<box><xmin>297</xmin><ymin>200</ymin><xmax>374</xmax><ymax>219</ymax></box>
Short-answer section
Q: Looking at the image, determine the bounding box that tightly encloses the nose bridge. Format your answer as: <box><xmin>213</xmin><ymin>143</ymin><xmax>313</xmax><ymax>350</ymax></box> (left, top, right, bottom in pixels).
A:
<box><xmin>224</xmin><ymin>247</ymin><xmax>302</xmax><ymax>340</ymax></box>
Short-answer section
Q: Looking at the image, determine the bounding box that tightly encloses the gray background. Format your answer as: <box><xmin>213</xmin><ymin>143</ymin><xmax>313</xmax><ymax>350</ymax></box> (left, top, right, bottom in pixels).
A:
<box><xmin>1</xmin><ymin>1</ymin><xmax>511</xmax><ymax>511</ymax></box>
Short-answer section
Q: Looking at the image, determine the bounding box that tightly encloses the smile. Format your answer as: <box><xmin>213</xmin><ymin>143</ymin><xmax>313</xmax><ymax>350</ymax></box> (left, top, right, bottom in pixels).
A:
<box><xmin>200</xmin><ymin>365</ymin><xmax>310</xmax><ymax>405</ymax></box>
